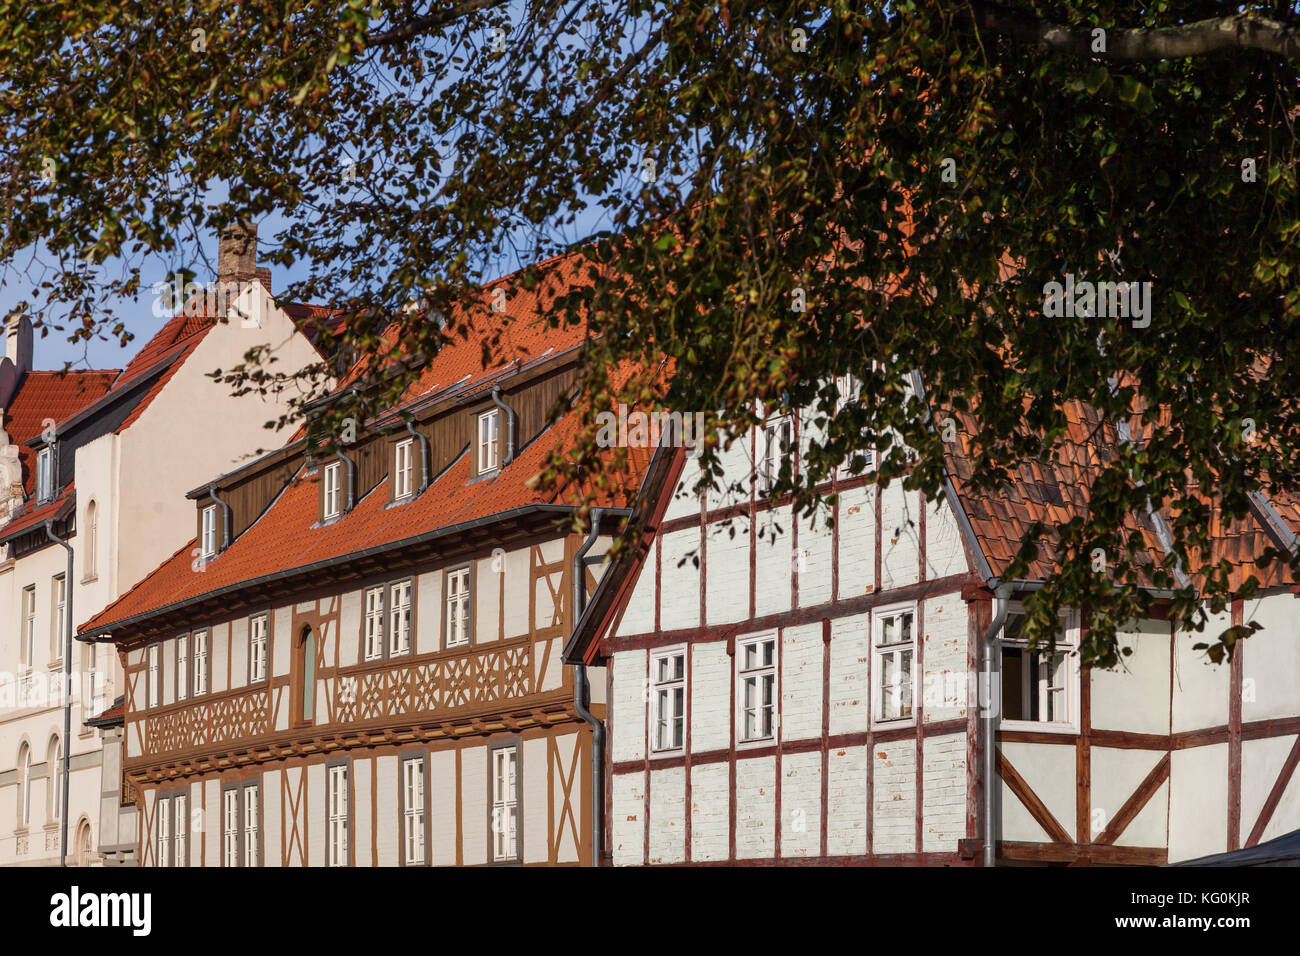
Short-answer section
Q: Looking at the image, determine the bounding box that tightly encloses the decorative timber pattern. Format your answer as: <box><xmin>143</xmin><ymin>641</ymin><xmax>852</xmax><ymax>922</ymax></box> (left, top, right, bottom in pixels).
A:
<box><xmin>336</xmin><ymin>638</ymin><xmax>532</xmax><ymax>723</ymax></box>
<box><xmin>142</xmin><ymin>687</ymin><xmax>272</xmax><ymax>758</ymax></box>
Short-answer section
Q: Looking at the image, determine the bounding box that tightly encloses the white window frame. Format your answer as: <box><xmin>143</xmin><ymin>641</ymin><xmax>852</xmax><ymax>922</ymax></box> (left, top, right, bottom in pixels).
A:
<box><xmin>157</xmin><ymin>794</ymin><xmax>171</xmax><ymax>867</ymax></box>
<box><xmin>735</xmin><ymin>631</ymin><xmax>778</xmax><ymax>746</ymax></box>
<box><xmin>200</xmin><ymin>505</ymin><xmax>218</xmax><ymax>558</ymax></box>
<box><xmin>222</xmin><ymin>787</ymin><xmax>239</xmax><ymax>867</ymax></box>
<box><xmin>51</xmin><ymin>574</ymin><xmax>66</xmax><ymax>663</ymax></box>
<box><xmin>147</xmin><ymin>643</ymin><xmax>161</xmax><ymax>708</ymax></box>
<box><xmin>22</xmin><ymin>584</ymin><xmax>36</xmax><ymax>671</ymax></box>
<box><xmin>249</xmin><ymin>614</ymin><xmax>269</xmax><ymax>683</ymax></box>
<box><xmin>50</xmin><ymin>739</ymin><xmax>62</xmax><ymax>822</ymax></box>
<box><xmin>872</xmin><ymin>602</ymin><xmax>917</xmax><ymax>728</ymax></box>
<box><xmin>36</xmin><ymin>447</ymin><xmax>52</xmax><ymax>502</ymax></box>
<box><xmin>363</xmin><ymin>586</ymin><xmax>385</xmax><ymax>661</ymax></box>
<box><xmin>242</xmin><ymin>783</ymin><xmax>260</xmax><ymax>868</ymax></box>
<box><xmin>490</xmin><ymin>744</ymin><xmax>519</xmax><ymax>862</ymax></box>
<box><xmin>394</xmin><ymin>438</ymin><xmax>415</xmax><ymax>500</ymax></box>
<box><xmin>998</xmin><ymin>604</ymin><xmax>1081</xmax><ymax>735</ymax></box>
<box><xmin>389</xmin><ymin>580</ymin><xmax>412</xmax><ymax>657</ymax></box>
<box><xmin>174</xmin><ymin>792</ymin><xmax>188</xmax><ymax>866</ymax></box>
<box><xmin>327</xmin><ymin>764</ymin><xmax>349</xmax><ymax>867</ymax></box>
<box><xmin>323</xmin><ymin>461</ymin><xmax>342</xmax><ymax>520</ymax></box>
<box><xmin>650</xmin><ymin>645</ymin><xmax>687</xmax><ymax>755</ymax></box>
<box><xmin>759</xmin><ymin>415</ymin><xmax>795</xmax><ymax>494</ymax></box>
<box><xmin>402</xmin><ymin>755</ymin><xmax>426</xmax><ymax>865</ymax></box>
<box><xmin>445</xmin><ymin>567</ymin><xmax>471</xmax><ymax>648</ymax></box>
<box><xmin>192</xmin><ymin>630</ymin><xmax>208</xmax><ymax>696</ymax></box>
<box><xmin>477</xmin><ymin>409</ymin><xmax>500</xmax><ymax>474</ymax></box>
<box><xmin>176</xmin><ymin>633</ymin><xmax>189</xmax><ymax>702</ymax></box>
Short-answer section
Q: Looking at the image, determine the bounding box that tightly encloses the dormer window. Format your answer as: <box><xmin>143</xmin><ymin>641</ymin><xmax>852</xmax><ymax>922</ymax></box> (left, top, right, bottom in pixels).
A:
<box><xmin>36</xmin><ymin>447</ymin><xmax>53</xmax><ymax>502</ymax></box>
<box><xmin>477</xmin><ymin>410</ymin><xmax>500</xmax><ymax>474</ymax></box>
<box><xmin>200</xmin><ymin>505</ymin><xmax>218</xmax><ymax>558</ymax></box>
<box><xmin>323</xmin><ymin>461</ymin><xmax>342</xmax><ymax>520</ymax></box>
<box><xmin>394</xmin><ymin>438</ymin><xmax>415</xmax><ymax>500</ymax></box>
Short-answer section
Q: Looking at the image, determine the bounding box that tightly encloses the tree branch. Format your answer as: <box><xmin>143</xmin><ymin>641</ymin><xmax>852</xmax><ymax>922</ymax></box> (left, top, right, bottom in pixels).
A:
<box><xmin>968</xmin><ymin>3</ymin><xmax>1300</xmax><ymax>60</ymax></box>
<box><xmin>366</xmin><ymin>0</ymin><xmax>507</xmax><ymax>49</ymax></box>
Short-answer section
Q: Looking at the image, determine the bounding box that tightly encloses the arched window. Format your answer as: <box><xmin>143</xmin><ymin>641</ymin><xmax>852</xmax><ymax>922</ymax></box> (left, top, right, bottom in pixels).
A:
<box><xmin>17</xmin><ymin>743</ymin><xmax>31</xmax><ymax>828</ymax></box>
<box><xmin>48</xmin><ymin>736</ymin><xmax>62</xmax><ymax>822</ymax></box>
<box><xmin>299</xmin><ymin>626</ymin><xmax>316</xmax><ymax>724</ymax></box>
<box><xmin>84</xmin><ymin>500</ymin><xmax>98</xmax><ymax>578</ymax></box>
<box><xmin>75</xmin><ymin>818</ymin><xmax>93</xmax><ymax>867</ymax></box>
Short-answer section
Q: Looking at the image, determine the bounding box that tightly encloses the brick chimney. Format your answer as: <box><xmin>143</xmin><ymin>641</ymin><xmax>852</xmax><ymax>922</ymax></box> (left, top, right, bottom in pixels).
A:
<box><xmin>4</xmin><ymin>308</ymin><xmax>32</xmax><ymax>379</ymax></box>
<box><xmin>218</xmin><ymin>221</ymin><xmax>258</xmax><ymax>286</ymax></box>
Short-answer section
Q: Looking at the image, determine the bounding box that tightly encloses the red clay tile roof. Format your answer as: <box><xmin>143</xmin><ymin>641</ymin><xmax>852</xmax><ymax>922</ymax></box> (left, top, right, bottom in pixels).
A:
<box><xmin>84</xmin><ymin>695</ymin><xmax>124</xmax><ymax>727</ymax></box>
<box><xmin>3</xmin><ymin>371</ymin><xmax>117</xmax><ymax>494</ymax></box>
<box><xmin>0</xmin><ymin>483</ymin><xmax>76</xmax><ymax>544</ymax></box>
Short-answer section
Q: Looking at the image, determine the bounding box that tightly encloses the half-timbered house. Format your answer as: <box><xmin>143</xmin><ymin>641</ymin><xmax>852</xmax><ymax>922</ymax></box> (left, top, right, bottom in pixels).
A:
<box><xmin>565</xmin><ymin>381</ymin><xmax>1300</xmax><ymax>866</ymax></box>
<box><xmin>77</xmin><ymin>266</ymin><xmax>647</xmax><ymax>866</ymax></box>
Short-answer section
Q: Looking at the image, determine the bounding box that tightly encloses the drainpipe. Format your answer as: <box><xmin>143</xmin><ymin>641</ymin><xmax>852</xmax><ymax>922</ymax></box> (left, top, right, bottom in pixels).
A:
<box><xmin>571</xmin><ymin>508</ymin><xmax>605</xmax><ymax>866</ymax></box>
<box><xmin>207</xmin><ymin>483</ymin><xmax>232</xmax><ymax>552</ymax></box>
<box><xmin>982</xmin><ymin>582</ymin><xmax>1013</xmax><ymax>867</ymax></box>
<box><xmin>45</xmin><ymin>519</ymin><xmax>73</xmax><ymax>868</ymax></box>
<box><xmin>490</xmin><ymin>387</ymin><xmax>517</xmax><ymax>466</ymax></box>
<box><xmin>337</xmin><ymin>447</ymin><xmax>357</xmax><ymax>512</ymax></box>
<box><xmin>405</xmin><ymin>419</ymin><xmax>432</xmax><ymax>492</ymax></box>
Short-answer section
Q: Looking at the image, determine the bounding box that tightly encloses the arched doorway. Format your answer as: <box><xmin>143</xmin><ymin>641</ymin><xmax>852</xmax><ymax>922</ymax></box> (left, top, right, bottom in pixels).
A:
<box><xmin>297</xmin><ymin>626</ymin><xmax>316</xmax><ymax>725</ymax></box>
<box><xmin>74</xmin><ymin>818</ymin><xmax>93</xmax><ymax>867</ymax></box>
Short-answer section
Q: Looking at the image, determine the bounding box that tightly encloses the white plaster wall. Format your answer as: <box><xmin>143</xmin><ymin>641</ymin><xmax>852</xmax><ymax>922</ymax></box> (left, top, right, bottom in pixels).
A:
<box><xmin>999</xmin><ymin>741</ymin><xmax>1075</xmax><ymax>844</ymax></box>
<box><xmin>523</xmin><ymin>736</ymin><xmax>547</xmax><ymax>864</ymax></box>
<box><xmin>924</xmin><ymin>494</ymin><xmax>969</xmax><ymax>581</ymax></box>
<box><xmin>754</xmin><ymin>506</ymin><xmax>792</xmax><ymax>619</ymax></box>
<box><xmin>375</xmin><ymin>754</ymin><xmax>397</xmax><ymax>866</ymax></box>
<box><xmin>616</xmin><ymin>539</ymin><xmax>656</xmax><ymax>637</ymax></box>
<box><xmin>705</xmin><ymin>518</ymin><xmax>748</xmax><ymax>628</ymax></box>
<box><xmin>610</xmin><ymin>772</ymin><xmax>644</xmax><ymax>866</ymax></box>
<box><xmin>873</xmin><ymin>741</ymin><xmax>916</xmax><ymax>853</ymax></box>
<box><xmin>1242</xmin><ymin>592</ymin><xmax>1300</xmax><ymax>723</ymax></box>
<box><xmin>921</xmin><ymin>733</ymin><xmax>966</xmax><ymax>852</ymax></box>
<box><xmin>1169</xmin><ymin>744</ymin><xmax>1228</xmax><ymax>862</ymax></box>
<box><xmin>1091</xmin><ymin>747</ymin><xmax>1166</xmax><ymax>846</ymax></box>
<box><xmin>659</xmin><ymin>527</ymin><xmax>701</xmax><ymax>632</ymax></box>
<box><xmin>880</xmin><ymin>484</ymin><xmax>920</xmax><ymax>591</ymax></box>
<box><xmin>828</xmin><ymin>612</ymin><xmax>869</xmax><ymax>737</ymax></box>
<box><xmin>922</xmin><ymin>592</ymin><xmax>967</xmax><ymax>724</ymax></box>
<box><xmin>734</xmin><ymin>755</ymin><xmax>775</xmax><ymax>859</ymax></box>
<box><xmin>689</xmin><ymin>762</ymin><xmax>729</xmax><ymax>862</ymax></box>
<box><xmin>460</xmin><ymin>746</ymin><xmax>486</xmax><ymax>866</ymax></box>
<box><xmin>690</xmin><ymin>643</ymin><xmax>731</xmax><ymax>754</ymax></box>
<box><xmin>780</xmin><ymin>751</ymin><xmax>821</xmax><ymax>858</ymax></box>
<box><xmin>610</xmin><ymin>650</ymin><xmax>646</xmax><ymax>763</ymax></box>
<box><xmin>827</xmin><ymin>744</ymin><xmax>867</xmax><ymax>856</ymax></box>
<box><xmin>647</xmin><ymin>765</ymin><xmax>685</xmax><ymax>864</ymax></box>
<box><xmin>837</xmin><ymin>485</ymin><xmax>875</xmax><ymax>598</ymax></box>
<box><xmin>1091</xmin><ymin>619</ymin><xmax>1170</xmax><ymax>735</ymax></box>
<box><xmin>429</xmin><ymin>749</ymin><xmax>456</xmax><ymax>865</ymax></box>
<box><xmin>781</xmin><ymin>623</ymin><xmax>822</xmax><ymax>742</ymax></box>
<box><xmin>797</xmin><ymin>507</ymin><xmax>834</xmax><ymax>609</ymax></box>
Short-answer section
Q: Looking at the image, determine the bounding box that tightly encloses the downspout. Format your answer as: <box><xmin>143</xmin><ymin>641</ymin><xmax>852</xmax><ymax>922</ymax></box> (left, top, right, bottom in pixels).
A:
<box><xmin>490</xmin><ymin>387</ymin><xmax>517</xmax><ymax>466</ymax></box>
<box><xmin>337</xmin><ymin>447</ymin><xmax>357</xmax><ymax>513</ymax></box>
<box><xmin>45</xmin><ymin>519</ymin><xmax>73</xmax><ymax>868</ymax></box>
<box><xmin>207</xmin><ymin>483</ymin><xmax>232</xmax><ymax>552</ymax></box>
<box><xmin>405</xmin><ymin>419</ymin><xmax>432</xmax><ymax>492</ymax></box>
<box><xmin>571</xmin><ymin>508</ymin><xmax>606</xmax><ymax>866</ymax></box>
<box><xmin>982</xmin><ymin>582</ymin><xmax>1013</xmax><ymax>867</ymax></box>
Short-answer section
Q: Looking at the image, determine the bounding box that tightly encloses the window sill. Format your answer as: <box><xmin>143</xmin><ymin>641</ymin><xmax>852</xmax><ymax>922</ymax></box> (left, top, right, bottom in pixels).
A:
<box><xmin>80</xmin><ymin>574</ymin><xmax>98</xmax><ymax>585</ymax></box>
<box><xmin>999</xmin><ymin>719</ymin><xmax>1079</xmax><ymax>736</ymax></box>
<box><xmin>871</xmin><ymin>717</ymin><xmax>917</xmax><ymax>731</ymax></box>
<box><xmin>649</xmin><ymin>747</ymin><xmax>685</xmax><ymax>760</ymax></box>
<box><xmin>735</xmin><ymin>736</ymin><xmax>777</xmax><ymax>752</ymax></box>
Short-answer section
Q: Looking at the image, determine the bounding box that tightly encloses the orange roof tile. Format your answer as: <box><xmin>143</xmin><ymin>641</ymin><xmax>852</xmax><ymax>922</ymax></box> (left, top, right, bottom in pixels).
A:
<box><xmin>2</xmin><ymin>372</ymin><xmax>117</xmax><ymax>495</ymax></box>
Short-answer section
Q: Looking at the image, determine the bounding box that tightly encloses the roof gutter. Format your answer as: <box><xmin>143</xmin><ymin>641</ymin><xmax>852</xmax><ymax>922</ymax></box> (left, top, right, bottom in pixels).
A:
<box><xmin>571</xmin><ymin>508</ymin><xmax>607</xmax><ymax>867</ymax></box>
<box><xmin>44</xmin><ymin>520</ymin><xmax>74</xmax><ymax>868</ymax></box>
<box><xmin>405</xmin><ymin>419</ymin><xmax>432</xmax><ymax>493</ymax></box>
<box><xmin>208</xmin><ymin>483</ymin><xmax>233</xmax><ymax>553</ymax></box>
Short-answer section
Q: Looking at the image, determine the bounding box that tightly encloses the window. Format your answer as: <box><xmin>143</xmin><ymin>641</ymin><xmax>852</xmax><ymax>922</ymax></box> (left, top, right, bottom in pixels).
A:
<box><xmin>651</xmin><ymin>648</ymin><xmax>686</xmax><ymax>753</ymax></box>
<box><xmin>84</xmin><ymin>500</ymin><xmax>98</xmax><ymax>578</ymax></box>
<box><xmin>200</xmin><ymin>505</ymin><xmax>218</xmax><ymax>557</ymax></box>
<box><xmin>737</xmin><ymin>634</ymin><xmax>777</xmax><ymax>743</ymax></box>
<box><xmin>759</xmin><ymin>415</ymin><xmax>795</xmax><ymax>494</ymax></box>
<box><xmin>21</xmin><ymin>584</ymin><xmax>36</xmax><ymax>671</ymax></box>
<box><xmin>191</xmin><ymin>630</ymin><xmax>208</xmax><ymax>696</ymax></box>
<box><xmin>394</xmin><ymin>438</ymin><xmax>415</xmax><ymax>499</ymax></box>
<box><xmin>249</xmin><ymin>614</ymin><xmax>268</xmax><ymax>683</ymax></box>
<box><xmin>389</xmin><ymin>581</ymin><xmax>412</xmax><ymax>656</ymax></box>
<box><xmin>445</xmin><ymin>567</ymin><xmax>471</xmax><ymax>648</ymax></box>
<box><xmin>327</xmin><ymin>763</ymin><xmax>349</xmax><ymax>867</ymax></box>
<box><xmin>299</xmin><ymin>627</ymin><xmax>316</xmax><ymax>724</ymax></box>
<box><xmin>157</xmin><ymin>791</ymin><xmax>188</xmax><ymax>867</ymax></box>
<box><xmin>477</xmin><ymin>409</ymin><xmax>500</xmax><ymax>473</ymax></box>
<box><xmin>1000</xmin><ymin>608</ymin><xmax>1079</xmax><ymax>731</ymax></box>
<box><xmin>36</xmin><ymin>447</ymin><xmax>52</xmax><ymax>502</ymax></box>
<box><xmin>490</xmin><ymin>744</ymin><xmax>518</xmax><ymax>862</ymax></box>
<box><xmin>176</xmin><ymin>634</ymin><xmax>189</xmax><ymax>701</ymax></box>
<box><xmin>18</xmin><ymin>744</ymin><xmax>31</xmax><ymax>828</ymax></box>
<box><xmin>323</xmin><ymin>461</ymin><xmax>342</xmax><ymax>520</ymax></box>
<box><xmin>243</xmin><ymin>783</ymin><xmax>260</xmax><ymax>867</ymax></box>
<box><xmin>873</xmin><ymin>605</ymin><xmax>916</xmax><ymax>725</ymax></box>
<box><xmin>222</xmin><ymin>788</ymin><xmax>239</xmax><ymax>867</ymax></box>
<box><xmin>835</xmin><ymin>373</ymin><xmax>875</xmax><ymax>477</ymax></box>
<box><xmin>147</xmin><ymin>644</ymin><xmax>161</xmax><ymax>708</ymax></box>
<box><xmin>363</xmin><ymin>587</ymin><xmax>385</xmax><ymax>661</ymax></box>
<box><xmin>402</xmin><ymin>756</ymin><xmax>426</xmax><ymax>865</ymax></box>
<box><xmin>50</xmin><ymin>574</ymin><xmax>66</xmax><ymax>663</ymax></box>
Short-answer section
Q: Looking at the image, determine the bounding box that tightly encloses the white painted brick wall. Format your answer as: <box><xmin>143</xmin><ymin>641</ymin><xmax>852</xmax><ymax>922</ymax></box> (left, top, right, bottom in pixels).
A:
<box><xmin>705</xmin><ymin>435</ymin><xmax>755</xmax><ymax>512</ymax></box>
<box><xmin>922</xmin><ymin>592</ymin><xmax>969</xmax><ymax>724</ymax></box>
<box><xmin>781</xmin><ymin>623</ymin><xmax>823</xmax><ymax>741</ymax></box>
<box><xmin>754</xmin><ymin>506</ymin><xmax>792</xmax><ymax>618</ymax></box>
<box><xmin>691</xmin><ymin>643</ymin><xmax>732</xmax><ymax>753</ymax></box>
<box><xmin>611</xmin><ymin>650</ymin><xmax>647</xmax><ymax>763</ymax></box>
<box><xmin>616</xmin><ymin>539</ymin><xmax>657</xmax><ymax>637</ymax></box>
<box><xmin>690</xmin><ymin>762</ymin><xmax>730</xmax><ymax>862</ymax></box>
<box><xmin>705</xmin><ymin>517</ymin><xmax>750</xmax><ymax>627</ymax></box>
<box><xmin>648</xmin><ymin>766</ymin><xmax>686</xmax><ymax>864</ymax></box>
<box><xmin>611</xmin><ymin>772</ymin><xmax>645</xmax><ymax>866</ymax></box>
<box><xmin>797</xmin><ymin>509</ymin><xmax>834</xmax><ymax>608</ymax></box>
<box><xmin>827</xmin><ymin>745</ymin><xmax>868</xmax><ymax>856</ymax></box>
<box><xmin>925</xmin><ymin>495</ymin><xmax>969</xmax><ymax>580</ymax></box>
<box><xmin>922</xmin><ymin>733</ymin><xmax>966</xmax><ymax>852</ymax></box>
<box><xmin>663</xmin><ymin>464</ymin><xmax>703</xmax><ymax>522</ymax></box>
<box><xmin>735</xmin><ymin>756</ymin><xmax>775</xmax><ymax>859</ymax></box>
<box><xmin>780</xmin><ymin>751</ymin><xmax>821</xmax><ymax>858</ymax></box>
<box><xmin>837</xmin><ymin>486</ymin><xmax>875</xmax><ymax>597</ymax></box>
<box><xmin>881</xmin><ymin>484</ymin><xmax>921</xmax><ymax>590</ymax></box>
<box><xmin>829</xmin><ymin>613</ymin><xmax>869</xmax><ymax>736</ymax></box>
<box><xmin>660</xmin><ymin>527</ymin><xmax>702</xmax><ymax>631</ymax></box>
<box><xmin>873</xmin><ymin>742</ymin><xmax>916</xmax><ymax>853</ymax></box>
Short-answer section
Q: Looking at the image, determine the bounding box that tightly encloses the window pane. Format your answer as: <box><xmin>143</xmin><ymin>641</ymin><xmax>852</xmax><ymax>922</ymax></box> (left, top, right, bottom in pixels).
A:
<box><xmin>1002</xmin><ymin>647</ymin><xmax>1025</xmax><ymax>721</ymax></box>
